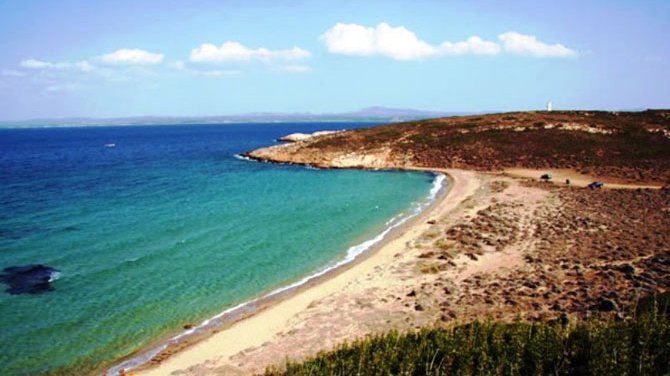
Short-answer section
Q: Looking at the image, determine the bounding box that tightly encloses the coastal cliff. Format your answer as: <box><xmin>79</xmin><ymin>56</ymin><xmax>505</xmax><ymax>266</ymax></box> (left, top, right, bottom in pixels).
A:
<box><xmin>246</xmin><ymin>110</ymin><xmax>670</xmax><ymax>183</ymax></box>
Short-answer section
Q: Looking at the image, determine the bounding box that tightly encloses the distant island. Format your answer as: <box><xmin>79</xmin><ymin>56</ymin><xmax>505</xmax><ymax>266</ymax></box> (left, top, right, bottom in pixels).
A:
<box><xmin>0</xmin><ymin>106</ymin><xmax>467</xmax><ymax>128</ymax></box>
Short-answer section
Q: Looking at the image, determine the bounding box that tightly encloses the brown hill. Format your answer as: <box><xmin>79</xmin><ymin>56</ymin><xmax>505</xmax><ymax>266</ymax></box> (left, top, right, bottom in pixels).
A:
<box><xmin>246</xmin><ymin>110</ymin><xmax>670</xmax><ymax>184</ymax></box>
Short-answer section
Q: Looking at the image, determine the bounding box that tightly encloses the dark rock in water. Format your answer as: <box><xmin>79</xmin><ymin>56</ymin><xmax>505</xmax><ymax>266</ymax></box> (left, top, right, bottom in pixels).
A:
<box><xmin>0</xmin><ymin>264</ymin><xmax>60</xmax><ymax>295</ymax></box>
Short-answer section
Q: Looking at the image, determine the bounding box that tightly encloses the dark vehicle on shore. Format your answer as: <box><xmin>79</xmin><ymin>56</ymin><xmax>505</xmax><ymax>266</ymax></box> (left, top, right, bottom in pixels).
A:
<box><xmin>588</xmin><ymin>181</ymin><xmax>604</xmax><ymax>189</ymax></box>
<box><xmin>541</xmin><ymin>173</ymin><xmax>552</xmax><ymax>181</ymax></box>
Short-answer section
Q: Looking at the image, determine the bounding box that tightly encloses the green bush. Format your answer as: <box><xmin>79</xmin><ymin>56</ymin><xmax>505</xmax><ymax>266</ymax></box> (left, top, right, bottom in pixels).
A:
<box><xmin>264</xmin><ymin>294</ymin><xmax>670</xmax><ymax>376</ymax></box>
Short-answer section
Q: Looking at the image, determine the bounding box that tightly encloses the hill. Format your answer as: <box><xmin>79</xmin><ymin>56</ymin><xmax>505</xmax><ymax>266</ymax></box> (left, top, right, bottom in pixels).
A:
<box><xmin>246</xmin><ymin>110</ymin><xmax>670</xmax><ymax>184</ymax></box>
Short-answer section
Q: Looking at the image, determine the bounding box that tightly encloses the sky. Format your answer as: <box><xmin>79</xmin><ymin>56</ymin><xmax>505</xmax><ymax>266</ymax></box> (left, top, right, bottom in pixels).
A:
<box><xmin>0</xmin><ymin>0</ymin><xmax>668</xmax><ymax>120</ymax></box>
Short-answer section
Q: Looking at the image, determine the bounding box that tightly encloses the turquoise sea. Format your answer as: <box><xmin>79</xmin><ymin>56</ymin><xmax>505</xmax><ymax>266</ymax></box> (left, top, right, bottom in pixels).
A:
<box><xmin>0</xmin><ymin>123</ymin><xmax>439</xmax><ymax>375</ymax></box>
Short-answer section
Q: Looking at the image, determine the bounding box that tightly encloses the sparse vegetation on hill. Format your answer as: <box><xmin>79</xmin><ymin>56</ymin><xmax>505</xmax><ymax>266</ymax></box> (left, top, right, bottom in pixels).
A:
<box><xmin>304</xmin><ymin>110</ymin><xmax>670</xmax><ymax>183</ymax></box>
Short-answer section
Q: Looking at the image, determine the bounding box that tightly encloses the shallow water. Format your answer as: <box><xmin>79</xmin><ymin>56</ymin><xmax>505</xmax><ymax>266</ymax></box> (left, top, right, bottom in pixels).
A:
<box><xmin>0</xmin><ymin>123</ymin><xmax>434</xmax><ymax>375</ymax></box>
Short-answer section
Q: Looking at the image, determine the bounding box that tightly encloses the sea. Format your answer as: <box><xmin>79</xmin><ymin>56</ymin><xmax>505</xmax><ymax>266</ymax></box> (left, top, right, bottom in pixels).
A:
<box><xmin>0</xmin><ymin>122</ymin><xmax>441</xmax><ymax>375</ymax></box>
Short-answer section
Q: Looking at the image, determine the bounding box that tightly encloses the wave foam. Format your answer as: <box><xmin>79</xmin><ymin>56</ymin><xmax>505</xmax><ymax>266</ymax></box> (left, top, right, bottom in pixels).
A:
<box><xmin>233</xmin><ymin>154</ymin><xmax>253</xmax><ymax>161</ymax></box>
<box><xmin>48</xmin><ymin>271</ymin><xmax>61</xmax><ymax>282</ymax></box>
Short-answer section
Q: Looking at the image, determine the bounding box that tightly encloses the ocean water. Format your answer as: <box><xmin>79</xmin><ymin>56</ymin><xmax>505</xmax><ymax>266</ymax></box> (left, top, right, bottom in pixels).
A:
<box><xmin>0</xmin><ymin>123</ymin><xmax>437</xmax><ymax>375</ymax></box>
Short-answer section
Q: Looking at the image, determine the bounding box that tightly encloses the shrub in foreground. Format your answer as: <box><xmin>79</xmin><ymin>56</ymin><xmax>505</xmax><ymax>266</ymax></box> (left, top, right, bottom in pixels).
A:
<box><xmin>264</xmin><ymin>294</ymin><xmax>669</xmax><ymax>376</ymax></box>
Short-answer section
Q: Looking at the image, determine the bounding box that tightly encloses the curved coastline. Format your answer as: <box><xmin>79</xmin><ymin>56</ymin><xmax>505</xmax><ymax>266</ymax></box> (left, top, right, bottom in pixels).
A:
<box><xmin>105</xmin><ymin>163</ymin><xmax>452</xmax><ymax>376</ymax></box>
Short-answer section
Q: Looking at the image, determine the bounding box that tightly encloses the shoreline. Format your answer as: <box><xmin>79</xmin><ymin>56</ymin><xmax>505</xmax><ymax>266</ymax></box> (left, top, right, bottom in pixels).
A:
<box><xmin>108</xmin><ymin>163</ymin><xmax>664</xmax><ymax>376</ymax></box>
<box><xmin>106</xmin><ymin>167</ymin><xmax>460</xmax><ymax>376</ymax></box>
<box><xmin>129</xmin><ymin>168</ymin><xmax>476</xmax><ymax>376</ymax></box>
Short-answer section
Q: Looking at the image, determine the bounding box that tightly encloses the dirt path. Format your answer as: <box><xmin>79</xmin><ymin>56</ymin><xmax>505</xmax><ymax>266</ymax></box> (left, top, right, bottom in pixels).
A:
<box><xmin>505</xmin><ymin>168</ymin><xmax>664</xmax><ymax>189</ymax></box>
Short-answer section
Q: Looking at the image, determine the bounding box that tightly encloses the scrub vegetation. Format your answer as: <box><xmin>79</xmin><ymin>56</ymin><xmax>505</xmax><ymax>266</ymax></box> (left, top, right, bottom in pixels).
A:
<box><xmin>264</xmin><ymin>293</ymin><xmax>670</xmax><ymax>376</ymax></box>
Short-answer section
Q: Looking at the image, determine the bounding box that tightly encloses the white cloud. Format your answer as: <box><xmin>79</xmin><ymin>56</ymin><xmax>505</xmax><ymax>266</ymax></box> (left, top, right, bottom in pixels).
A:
<box><xmin>99</xmin><ymin>48</ymin><xmax>165</xmax><ymax>65</ymax></box>
<box><xmin>440</xmin><ymin>36</ymin><xmax>501</xmax><ymax>56</ymax></box>
<box><xmin>321</xmin><ymin>23</ymin><xmax>577</xmax><ymax>60</ymax></box>
<box><xmin>498</xmin><ymin>32</ymin><xmax>577</xmax><ymax>58</ymax></box>
<box><xmin>321</xmin><ymin>22</ymin><xmax>437</xmax><ymax>60</ymax></box>
<box><xmin>321</xmin><ymin>22</ymin><xmax>501</xmax><ymax>60</ymax></box>
<box><xmin>189</xmin><ymin>42</ymin><xmax>311</xmax><ymax>63</ymax></box>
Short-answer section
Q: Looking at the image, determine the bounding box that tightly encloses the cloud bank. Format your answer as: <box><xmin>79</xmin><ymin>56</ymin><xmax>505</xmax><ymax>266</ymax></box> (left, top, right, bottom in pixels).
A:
<box><xmin>498</xmin><ymin>31</ymin><xmax>576</xmax><ymax>58</ymax></box>
<box><xmin>190</xmin><ymin>42</ymin><xmax>311</xmax><ymax>63</ymax></box>
<box><xmin>320</xmin><ymin>22</ymin><xmax>438</xmax><ymax>60</ymax></box>
<box><xmin>18</xmin><ymin>48</ymin><xmax>166</xmax><ymax>76</ymax></box>
<box><xmin>321</xmin><ymin>22</ymin><xmax>577</xmax><ymax>60</ymax></box>
<box><xmin>98</xmin><ymin>49</ymin><xmax>165</xmax><ymax>65</ymax></box>
<box><xmin>440</xmin><ymin>36</ymin><xmax>501</xmax><ymax>56</ymax></box>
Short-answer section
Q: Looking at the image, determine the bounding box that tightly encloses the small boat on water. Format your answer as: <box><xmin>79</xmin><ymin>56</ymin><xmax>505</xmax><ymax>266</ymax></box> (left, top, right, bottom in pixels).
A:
<box><xmin>104</xmin><ymin>143</ymin><xmax>116</xmax><ymax>148</ymax></box>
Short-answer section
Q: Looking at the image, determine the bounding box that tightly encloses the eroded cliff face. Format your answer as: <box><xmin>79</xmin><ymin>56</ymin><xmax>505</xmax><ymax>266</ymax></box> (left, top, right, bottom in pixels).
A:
<box><xmin>245</xmin><ymin>139</ymin><xmax>412</xmax><ymax>169</ymax></box>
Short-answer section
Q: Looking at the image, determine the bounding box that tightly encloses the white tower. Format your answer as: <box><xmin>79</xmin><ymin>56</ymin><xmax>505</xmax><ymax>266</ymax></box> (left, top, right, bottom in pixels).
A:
<box><xmin>546</xmin><ymin>100</ymin><xmax>553</xmax><ymax>112</ymax></box>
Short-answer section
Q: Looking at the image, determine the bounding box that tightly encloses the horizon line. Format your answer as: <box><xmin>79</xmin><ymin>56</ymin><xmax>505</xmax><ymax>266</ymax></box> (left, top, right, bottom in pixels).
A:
<box><xmin>0</xmin><ymin>105</ymin><xmax>661</xmax><ymax>125</ymax></box>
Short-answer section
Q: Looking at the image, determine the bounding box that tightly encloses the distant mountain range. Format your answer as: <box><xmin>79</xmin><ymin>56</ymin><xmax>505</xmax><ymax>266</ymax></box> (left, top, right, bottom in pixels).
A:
<box><xmin>0</xmin><ymin>107</ymin><xmax>470</xmax><ymax>128</ymax></box>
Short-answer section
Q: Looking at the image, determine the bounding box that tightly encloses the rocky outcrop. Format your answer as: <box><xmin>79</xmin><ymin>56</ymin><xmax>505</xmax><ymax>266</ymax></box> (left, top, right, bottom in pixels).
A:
<box><xmin>277</xmin><ymin>130</ymin><xmax>341</xmax><ymax>142</ymax></box>
<box><xmin>244</xmin><ymin>140</ymin><xmax>409</xmax><ymax>169</ymax></box>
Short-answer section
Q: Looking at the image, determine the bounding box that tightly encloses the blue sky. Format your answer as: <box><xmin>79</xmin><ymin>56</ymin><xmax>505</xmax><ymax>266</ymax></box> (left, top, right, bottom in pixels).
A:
<box><xmin>0</xmin><ymin>0</ymin><xmax>668</xmax><ymax>120</ymax></box>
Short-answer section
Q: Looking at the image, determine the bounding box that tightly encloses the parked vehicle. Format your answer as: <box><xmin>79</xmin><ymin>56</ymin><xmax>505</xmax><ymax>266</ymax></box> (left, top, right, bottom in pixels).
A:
<box><xmin>588</xmin><ymin>181</ymin><xmax>604</xmax><ymax>189</ymax></box>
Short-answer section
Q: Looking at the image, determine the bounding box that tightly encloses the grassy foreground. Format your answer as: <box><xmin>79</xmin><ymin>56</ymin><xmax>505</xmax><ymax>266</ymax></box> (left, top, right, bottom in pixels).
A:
<box><xmin>264</xmin><ymin>294</ymin><xmax>669</xmax><ymax>376</ymax></box>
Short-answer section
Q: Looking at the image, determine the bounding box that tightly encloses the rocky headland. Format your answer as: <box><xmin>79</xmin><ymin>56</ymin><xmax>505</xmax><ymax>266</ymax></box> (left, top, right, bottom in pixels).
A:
<box><xmin>245</xmin><ymin>110</ymin><xmax>670</xmax><ymax>183</ymax></box>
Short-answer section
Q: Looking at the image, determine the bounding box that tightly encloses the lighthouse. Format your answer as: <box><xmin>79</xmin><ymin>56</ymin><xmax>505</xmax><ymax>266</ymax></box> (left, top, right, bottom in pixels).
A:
<box><xmin>546</xmin><ymin>100</ymin><xmax>553</xmax><ymax>112</ymax></box>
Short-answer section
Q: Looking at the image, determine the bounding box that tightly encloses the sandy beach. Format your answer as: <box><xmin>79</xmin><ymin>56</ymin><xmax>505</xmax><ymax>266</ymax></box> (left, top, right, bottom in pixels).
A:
<box><xmin>130</xmin><ymin>161</ymin><xmax>669</xmax><ymax>375</ymax></box>
<box><xmin>131</xmin><ymin>168</ymin><xmax>477</xmax><ymax>375</ymax></box>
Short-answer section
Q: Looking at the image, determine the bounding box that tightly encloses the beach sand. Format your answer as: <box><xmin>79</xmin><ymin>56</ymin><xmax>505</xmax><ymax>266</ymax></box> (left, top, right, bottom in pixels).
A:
<box><xmin>132</xmin><ymin>169</ymin><xmax>477</xmax><ymax>376</ymax></box>
<box><xmin>134</xmin><ymin>167</ymin><xmax>669</xmax><ymax>376</ymax></box>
